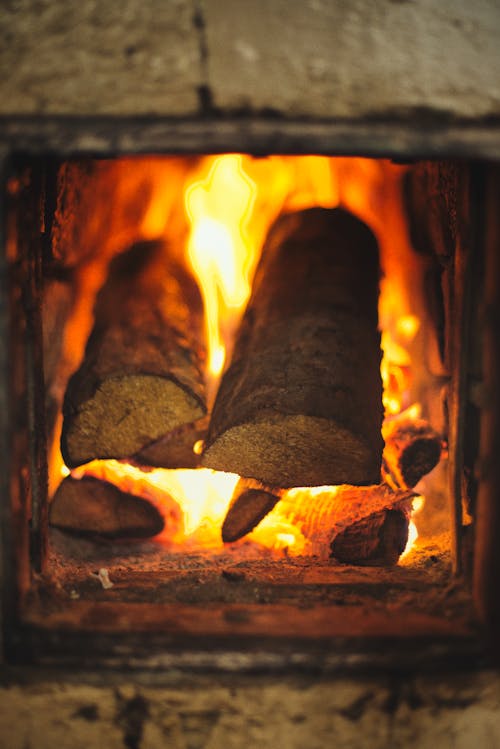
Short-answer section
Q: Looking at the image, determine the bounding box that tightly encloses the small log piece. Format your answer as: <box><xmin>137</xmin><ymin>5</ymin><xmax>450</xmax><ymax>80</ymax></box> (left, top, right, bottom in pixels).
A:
<box><xmin>222</xmin><ymin>478</ymin><xmax>282</xmax><ymax>543</ymax></box>
<box><xmin>202</xmin><ymin>207</ymin><xmax>384</xmax><ymax>487</ymax></box>
<box><xmin>330</xmin><ymin>508</ymin><xmax>409</xmax><ymax>566</ymax></box>
<box><xmin>277</xmin><ymin>483</ymin><xmax>414</xmax><ymax>558</ymax></box>
<box><xmin>133</xmin><ymin>415</ymin><xmax>208</xmax><ymax>469</ymax></box>
<box><xmin>382</xmin><ymin>418</ymin><xmax>443</xmax><ymax>489</ymax></box>
<box><xmin>61</xmin><ymin>240</ymin><xmax>206</xmax><ymax>468</ymax></box>
<box><xmin>50</xmin><ymin>476</ymin><xmax>166</xmax><ymax>539</ymax></box>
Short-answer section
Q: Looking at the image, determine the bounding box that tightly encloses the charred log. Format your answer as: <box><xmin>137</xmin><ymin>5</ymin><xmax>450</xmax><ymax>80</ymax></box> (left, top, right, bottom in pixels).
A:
<box><xmin>50</xmin><ymin>476</ymin><xmax>165</xmax><ymax>539</ymax></box>
<box><xmin>61</xmin><ymin>240</ymin><xmax>206</xmax><ymax>468</ymax></box>
<box><xmin>382</xmin><ymin>419</ymin><xmax>443</xmax><ymax>489</ymax></box>
<box><xmin>273</xmin><ymin>484</ymin><xmax>412</xmax><ymax>565</ymax></box>
<box><xmin>203</xmin><ymin>207</ymin><xmax>383</xmax><ymax>487</ymax></box>
<box><xmin>222</xmin><ymin>478</ymin><xmax>281</xmax><ymax>543</ymax></box>
<box><xmin>222</xmin><ymin>480</ymin><xmax>413</xmax><ymax>567</ymax></box>
<box><xmin>330</xmin><ymin>508</ymin><xmax>409</xmax><ymax>566</ymax></box>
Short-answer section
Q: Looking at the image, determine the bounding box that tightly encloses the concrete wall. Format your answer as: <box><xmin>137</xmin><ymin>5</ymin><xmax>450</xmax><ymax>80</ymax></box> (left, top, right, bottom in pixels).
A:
<box><xmin>0</xmin><ymin>670</ymin><xmax>499</xmax><ymax>749</ymax></box>
<box><xmin>1</xmin><ymin>0</ymin><xmax>500</xmax><ymax>120</ymax></box>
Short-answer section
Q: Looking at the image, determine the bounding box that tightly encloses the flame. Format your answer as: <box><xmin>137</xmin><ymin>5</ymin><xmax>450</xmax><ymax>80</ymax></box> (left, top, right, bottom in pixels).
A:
<box><xmin>185</xmin><ymin>155</ymin><xmax>257</xmax><ymax>393</ymax></box>
<box><xmin>400</xmin><ymin>495</ymin><xmax>425</xmax><ymax>560</ymax></box>
<box><xmin>184</xmin><ymin>154</ymin><xmax>339</xmax><ymax>398</ymax></box>
<box><xmin>48</xmin><ymin>155</ymin><xmax>440</xmax><ymax>561</ymax></box>
<box><xmin>76</xmin><ymin>460</ymin><xmax>238</xmax><ymax>549</ymax></box>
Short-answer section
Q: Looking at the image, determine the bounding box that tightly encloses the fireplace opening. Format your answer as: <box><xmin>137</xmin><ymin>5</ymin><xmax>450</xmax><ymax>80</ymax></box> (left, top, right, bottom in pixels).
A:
<box><xmin>4</xmin><ymin>153</ymin><xmax>488</xmax><ymax>664</ymax></box>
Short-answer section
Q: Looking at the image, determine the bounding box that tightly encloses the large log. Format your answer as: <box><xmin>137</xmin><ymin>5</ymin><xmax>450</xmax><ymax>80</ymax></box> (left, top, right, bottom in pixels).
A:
<box><xmin>61</xmin><ymin>240</ymin><xmax>206</xmax><ymax>468</ymax></box>
<box><xmin>50</xmin><ymin>476</ymin><xmax>167</xmax><ymax>539</ymax></box>
<box><xmin>202</xmin><ymin>207</ymin><xmax>384</xmax><ymax>487</ymax></box>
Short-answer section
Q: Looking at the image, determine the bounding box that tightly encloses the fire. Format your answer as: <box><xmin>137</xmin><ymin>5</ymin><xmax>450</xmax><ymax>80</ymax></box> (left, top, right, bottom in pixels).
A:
<box><xmin>74</xmin><ymin>460</ymin><xmax>239</xmax><ymax>549</ymax></box>
<box><xmin>400</xmin><ymin>495</ymin><xmax>425</xmax><ymax>560</ymax></box>
<box><xmin>185</xmin><ymin>155</ymin><xmax>257</xmax><ymax>394</ymax></box>
<box><xmin>50</xmin><ymin>156</ymin><xmax>436</xmax><ymax>561</ymax></box>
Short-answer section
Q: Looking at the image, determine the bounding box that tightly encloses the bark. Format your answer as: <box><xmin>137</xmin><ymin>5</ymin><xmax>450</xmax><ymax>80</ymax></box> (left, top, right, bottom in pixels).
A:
<box><xmin>50</xmin><ymin>476</ymin><xmax>165</xmax><ymax>539</ymax></box>
<box><xmin>382</xmin><ymin>418</ymin><xmax>443</xmax><ymax>489</ymax></box>
<box><xmin>222</xmin><ymin>478</ymin><xmax>281</xmax><ymax>543</ymax></box>
<box><xmin>202</xmin><ymin>207</ymin><xmax>383</xmax><ymax>487</ymax></box>
<box><xmin>61</xmin><ymin>240</ymin><xmax>206</xmax><ymax>468</ymax></box>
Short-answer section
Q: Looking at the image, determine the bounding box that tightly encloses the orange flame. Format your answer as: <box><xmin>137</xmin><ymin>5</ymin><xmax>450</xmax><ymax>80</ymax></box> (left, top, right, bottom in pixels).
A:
<box><xmin>400</xmin><ymin>495</ymin><xmax>425</xmax><ymax>560</ymax></box>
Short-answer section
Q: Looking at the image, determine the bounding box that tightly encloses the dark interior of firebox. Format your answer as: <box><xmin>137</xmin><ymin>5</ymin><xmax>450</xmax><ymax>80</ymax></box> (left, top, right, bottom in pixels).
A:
<box><xmin>7</xmin><ymin>155</ymin><xmax>480</xmax><ymax>639</ymax></box>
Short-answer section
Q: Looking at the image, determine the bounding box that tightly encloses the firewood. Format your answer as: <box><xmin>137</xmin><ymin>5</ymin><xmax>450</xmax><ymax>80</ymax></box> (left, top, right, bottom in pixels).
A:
<box><xmin>61</xmin><ymin>240</ymin><xmax>206</xmax><ymax>468</ymax></box>
<box><xmin>382</xmin><ymin>418</ymin><xmax>443</xmax><ymax>489</ymax></box>
<box><xmin>262</xmin><ymin>484</ymin><xmax>411</xmax><ymax>565</ymax></box>
<box><xmin>330</xmin><ymin>508</ymin><xmax>409</xmax><ymax>566</ymax></box>
<box><xmin>202</xmin><ymin>207</ymin><xmax>384</xmax><ymax>487</ymax></box>
<box><xmin>277</xmin><ymin>483</ymin><xmax>414</xmax><ymax>558</ymax></box>
<box><xmin>133</xmin><ymin>415</ymin><xmax>208</xmax><ymax>469</ymax></box>
<box><xmin>50</xmin><ymin>476</ymin><xmax>166</xmax><ymax>539</ymax></box>
<box><xmin>222</xmin><ymin>480</ymin><xmax>413</xmax><ymax>566</ymax></box>
<box><xmin>222</xmin><ymin>478</ymin><xmax>282</xmax><ymax>543</ymax></box>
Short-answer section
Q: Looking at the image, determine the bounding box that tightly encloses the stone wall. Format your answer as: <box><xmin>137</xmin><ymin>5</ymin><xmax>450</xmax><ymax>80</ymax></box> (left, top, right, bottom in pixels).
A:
<box><xmin>1</xmin><ymin>0</ymin><xmax>500</xmax><ymax>120</ymax></box>
<box><xmin>0</xmin><ymin>670</ymin><xmax>499</xmax><ymax>749</ymax></box>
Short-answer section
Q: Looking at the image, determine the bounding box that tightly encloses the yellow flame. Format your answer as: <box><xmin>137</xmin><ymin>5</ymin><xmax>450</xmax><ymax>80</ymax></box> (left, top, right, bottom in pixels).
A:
<box><xmin>400</xmin><ymin>495</ymin><xmax>425</xmax><ymax>559</ymax></box>
<box><xmin>77</xmin><ymin>460</ymin><xmax>238</xmax><ymax>548</ymax></box>
<box><xmin>397</xmin><ymin>314</ymin><xmax>420</xmax><ymax>340</ymax></box>
<box><xmin>185</xmin><ymin>155</ymin><xmax>257</xmax><ymax>390</ymax></box>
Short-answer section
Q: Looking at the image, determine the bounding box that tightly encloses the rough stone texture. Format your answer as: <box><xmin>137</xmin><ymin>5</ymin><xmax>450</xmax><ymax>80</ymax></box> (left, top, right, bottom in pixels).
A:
<box><xmin>0</xmin><ymin>672</ymin><xmax>499</xmax><ymax>748</ymax></box>
<box><xmin>204</xmin><ymin>0</ymin><xmax>500</xmax><ymax>120</ymax></box>
<box><xmin>1</xmin><ymin>1</ymin><xmax>500</xmax><ymax>120</ymax></box>
<box><xmin>0</xmin><ymin>0</ymin><xmax>201</xmax><ymax>115</ymax></box>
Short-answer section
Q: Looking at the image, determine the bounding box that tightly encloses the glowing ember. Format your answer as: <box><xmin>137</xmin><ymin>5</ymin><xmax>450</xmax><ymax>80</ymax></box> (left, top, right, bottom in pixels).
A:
<box><xmin>74</xmin><ymin>460</ymin><xmax>239</xmax><ymax>549</ymax></box>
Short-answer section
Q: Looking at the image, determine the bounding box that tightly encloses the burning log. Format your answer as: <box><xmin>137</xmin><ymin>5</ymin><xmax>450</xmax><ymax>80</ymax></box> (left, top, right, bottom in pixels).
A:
<box><xmin>50</xmin><ymin>476</ymin><xmax>166</xmax><ymax>539</ymax></box>
<box><xmin>203</xmin><ymin>207</ymin><xmax>384</xmax><ymax>487</ymax></box>
<box><xmin>276</xmin><ymin>483</ymin><xmax>414</xmax><ymax>563</ymax></box>
<box><xmin>61</xmin><ymin>240</ymin><xmax>206</xmax><ymax>468</ymax></box>
<box><xmin>222</xmin><ymin>480</ymin><xmax>413</xmax><ymax>566</ymax></box>
<box><xmin>222</xmin><ymin>478</ymin><xmax>282</xmax><ymax>543</ymax></box>
<box><xmin>382</xmin><ymin>418</ymin><xmax>443</xmax><ymax>489</ymax></box>
<box><xmin>330</xmin><ymin>508</ymin><xmax>409</xmax><ymax>566</ymax></box>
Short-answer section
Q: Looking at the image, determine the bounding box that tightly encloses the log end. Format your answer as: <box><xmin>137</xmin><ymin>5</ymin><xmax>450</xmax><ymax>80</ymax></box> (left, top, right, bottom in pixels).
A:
<box><xmin>50</xmin><ymin>475</ymin><xmax>166</xmax><ymax>539</ymax></box>
<box><xmin>62</xmin><ymin>374</ymin><xmax>206</xmax><ymax>468</ymax></box>
<box><xmin>134</xmin><ymin>415</ymin><xmax>208</xmax><ymax>469</ymax></box>
<box><xmin>202</xmin><ymin>414</ymin><xmax>382</xmax><ymax>488</ymax></box>
<box><xmin>330</xmin><ymin>508</ymin><xmax>409</xmax><ymax>566</ymax></box>
<box><xmin>222</xmin><ymin>488</ymin><xmax>281</xmax><ymax>543</ymax></box>
<box><xmin>400</xmin><ymin>438</ymin><xmax>442</xmax><ymax>488</ymax></box>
